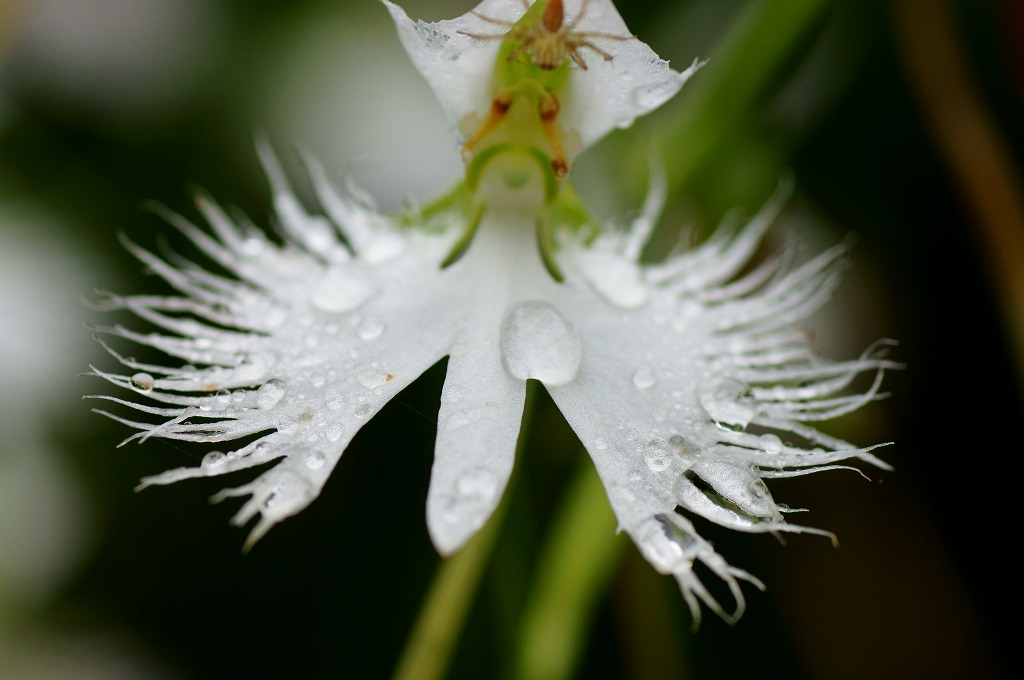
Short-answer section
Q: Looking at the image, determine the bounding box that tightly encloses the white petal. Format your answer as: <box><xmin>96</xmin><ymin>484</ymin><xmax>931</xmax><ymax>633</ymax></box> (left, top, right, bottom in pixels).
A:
<box><xmin>547</xmin><ymin>198</ymin><xmax>892</xmax><ymax>617</ymax></box>
<box><xmin>382</xmin><ymin>0</ymin><xmax>516</xmax><ymax>126</ymax></box>
<box><xmin>383</xmin><ymin>0</ymin><xmax>700</xmax><ymax>150</ymax></box>
<box><xmin>426</xmin><ymin>205</ymin><xmax>561</xmax><ymax>553</ymax></box>
<box><xmin>96</xmin><ymin>147</ymin><xmax>468</xmax><ymax>545</ymax></box>
<box><xmin>428</xmin><ymin>338</ymin><xmax>525</xmax><ymax>555</ymax></box>
<box><xmin>555</xmin><ymin>1</ymin><xmax>702</xmax><ymax>147</ymax></box>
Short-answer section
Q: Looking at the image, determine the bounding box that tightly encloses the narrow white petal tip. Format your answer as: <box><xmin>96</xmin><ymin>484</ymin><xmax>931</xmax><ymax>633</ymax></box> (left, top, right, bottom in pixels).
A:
<box><xmin>426</xmin><ymin>465</ymin><xmax>506</xmax><ymax>555</ymax></box>
<box><xmin>425</xmin><ymin>481</ymin><xmax>497</xmax><ymax>557</ymax></box>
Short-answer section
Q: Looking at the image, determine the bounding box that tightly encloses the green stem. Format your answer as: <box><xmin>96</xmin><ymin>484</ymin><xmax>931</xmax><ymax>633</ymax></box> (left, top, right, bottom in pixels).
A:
<box><xmin>662</xmin><ymin>0</ymin><xmax>834</xmax><ymax>193</ymax></box>
<box><xmin>515</xmin><ymin>460</ymin><xmax>627</xmax><ymax>680</ymax></box>
<box><xmin>392</xmin><ymin>382</ymin><xmax>541</xmax><ymax>680</ymax></box>
<box><xmin>391</xmin><ymin>503</ymin><xmax>505</xmax><ymax>680</ymax></box>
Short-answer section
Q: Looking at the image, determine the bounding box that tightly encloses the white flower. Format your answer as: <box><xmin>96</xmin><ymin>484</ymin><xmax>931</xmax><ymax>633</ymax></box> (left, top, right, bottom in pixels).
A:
<box><xmin>88</xmin><ymin>0</ymin><xmax>894</xmax><ymax>623</ymax></box>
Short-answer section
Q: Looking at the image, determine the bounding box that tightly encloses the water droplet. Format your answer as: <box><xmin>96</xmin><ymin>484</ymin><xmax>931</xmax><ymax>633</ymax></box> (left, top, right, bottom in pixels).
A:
<box><xmin>698</xmin><ymin>376</ymin><xmax>755</xmax><ymax>430</ymax></box>
<box><xmin>305</xmin><ymin>450</ymin><xmax>327</xmax><ymax>470</ymax></box>
<box><xmin>760</xmin><ymin>433</ymin><xmax>783</xmax><ymax>453</ymax></box>
<box><xmin>594</xmin><ymin>435</ymin><xmax>609</xmax><ymax>451</ymax></box>
<box><xmin>456</xmin><ymin>469</ymin><xmax>498</xmax><ymax>503</ymax></box>
<box><xmin>354</xmin><ymin>403</ymin><xmax>373</xmax><ymax>419</ymax></box>
<box><xmin>326</xmin><ymin>425</ymin><xmax>343</xmax><ymax>442</ymax></box>
<box><xmin>234</xmin><ymin>353</ymin><xmax>275</xmax><ymax>383</ymax></box>
<box><xmin>643</xmin><ymin>441</ymin><xmax>672</xmax><ymax>472</ymax></box>
<box><xmin>499</xmin><ymin>301</ymin><xmax>581</xmax><ymax>387</ymax></box>
<box><xmin>358</xmin><ymin>317</ymin><xmax>385</xmax><ymax>341</ymax></box>
<box><xmin>131</xmin><ymin>372</ymin><xmax>154</xmax><ymax>392</ymax></box>
<box><xmin>750</xmin><ymin>478</ymin><xmax>770</xmax><ymax>500</ymax></box>
<box><xmin>667</xmin><ymin>435</ymin><xmax>690</xmax><ymax>456</ymax></box>
<box><xmin>256</xmin><ymin>379</ymin><xmax>287</xmax><ymax>409</ymax></box>
<box><xmin>202</xmin><ymin>451</ymin><xmax>226</xmax><ymax>468</ymax></box>
<box><xmin>636</xmin><ymin>517</ymin><xmax>685</xmax><ymax>573</ymax></box>
<box><xmin>358</xmin><ymin>370</ymin><xmax>390</xmax><ymax>389</ymax></box>
<box><xmin>213</xmin><ymin>389</ymin><xmax>231</xmax><ymax>410</ymax></box>
<box><xmin>261</xmin><ymin>472</ymin><xmax>315</xmax><ymax>513</ymax></box>
<box><xmin>632</xmin><ymin>365</ymin><xmax>656</xmax><ymax>389</ymax></box>
<box><xmin>310</xmin><ymin>374</ymin><xmax>326</xmax><ymax>388</ymax></box>
<box><xmin>311</xmin><ymin>266</ymin><xmax>375</xmax><ymax>313</ymax></box>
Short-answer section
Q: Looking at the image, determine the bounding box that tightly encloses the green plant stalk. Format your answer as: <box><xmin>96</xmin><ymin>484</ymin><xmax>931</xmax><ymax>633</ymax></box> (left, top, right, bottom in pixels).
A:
<box><xmin>391</xmin><ymin>502</ymin><xmax>506</xmax><ymax>680</ymax></box>
<box><xmin>662</xmin><ymin>0</ymin><xmax>834</xmax><ymax>193</ymax></box>
<box><xmin>392</xmin><ymin>382</ymin><xmax>541</xmax><ymax>680</ymax></box>
<box><xmin>515</xmin><ymin>461</ymin><xmax>627</xmax><ymax>680</ymax></box>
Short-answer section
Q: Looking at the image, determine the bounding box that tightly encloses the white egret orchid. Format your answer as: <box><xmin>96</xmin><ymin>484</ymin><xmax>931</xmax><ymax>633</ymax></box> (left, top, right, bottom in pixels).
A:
<box><xmin>88</xmin><ymin>0</ymin><xmax>894</xmax><ymax>622</ymax></box>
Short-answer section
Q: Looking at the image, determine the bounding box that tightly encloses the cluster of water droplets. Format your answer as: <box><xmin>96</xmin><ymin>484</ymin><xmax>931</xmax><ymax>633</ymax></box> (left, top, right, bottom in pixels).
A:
<box><xmin>88</xmin><ymin>142</ymin><xmax>477</xmax><ymax>544</ymax></box>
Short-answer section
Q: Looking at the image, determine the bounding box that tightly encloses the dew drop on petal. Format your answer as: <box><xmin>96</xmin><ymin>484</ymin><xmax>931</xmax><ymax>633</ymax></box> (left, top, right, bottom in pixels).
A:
<box><xmin>257</xmin><ymin>379</ymin><xmax>287</xmax><ymax>409</ymax></box>
<box><xmin>131</xmin><ymin>372</ymin><xmax>154</xmax><ymax>392</ymax></box>
<box><xmin>202</xmin><ymin>451</ymin><xmax>226</xmax><ymax>468</ymax></box>
<box><xmin>698</xmin><ymin>376</ymin><xmax>755</xmax><ymax>430</ymax></box>
<box><xmin>760</xmin><ymin>433</ymin><xmax>783</xmax><ymax>453</ymax></box>
<box><xmin>636</xmin><ymin>517</ymin><xmax>686</xmax><ymax>573</ymax></box>
<box><xmin>358</xmin><ymin>317</ymin><xmax>385</xmax><ymax>341</ymax></box>
<box><xmin>235</xmin><ymin>353</ymin><xmax>276</xmax><ymax>383</ymax></box>
<box><xmin>305</xmin><ymin>450</ymin><xmax>327</xmax><ymax>470</ymax></box>
<box><xmin>325</xmin><ymin>425</ymin><xmax>343</xmax><ymax>442</ymax></box>
<box><xmin>499</xmin><ymin>302</ymin><xmax>581</xmax><ymax>386</ymax></box>
<box><xmin>632</xmin><ymin>365</ymin><xmax>657</xmax><ymax>389</ymax></box>
<box><xmin>456</xmin><ymin>469</ymin><xmax>497</xmax><ymax>503</ymax></box>
<box><xmin>311</xmin><ymin>267</ymin><xmax>375</xmax><ymax>313</ymax></box>
<box><xmin>643</xmin><ymin>441</ymin><xmax>672</xmax><ymax>472</ymax></box>
<box><xmin>594</xmin><ymin>435</ymin><xmax>609</xmax><ymax>451</ymax></box>
<box><xmin>357</xmin><ymin>370</ymin><xmax>391</xmax><ymax>389</ymax></box>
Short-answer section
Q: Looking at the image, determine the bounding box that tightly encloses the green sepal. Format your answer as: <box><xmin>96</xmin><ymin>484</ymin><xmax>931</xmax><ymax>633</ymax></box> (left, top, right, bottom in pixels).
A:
<box><xmin>398</xmin><ymin>181</ymin><xmax>474</xmax><ymax>234</ymax></box>
<box><xmin>440</xmin><ymin>202</ymin><xmax>485</xmax><ymax>269</ymax></box>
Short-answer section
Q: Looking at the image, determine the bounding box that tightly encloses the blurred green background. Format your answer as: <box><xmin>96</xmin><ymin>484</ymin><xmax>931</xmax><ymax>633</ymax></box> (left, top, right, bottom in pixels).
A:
<box><xmin>0</xmin><ymin>0</ymin><xmax>1020</xmax><ymax>678</ymax></box>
